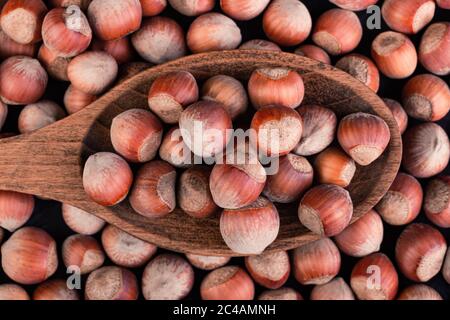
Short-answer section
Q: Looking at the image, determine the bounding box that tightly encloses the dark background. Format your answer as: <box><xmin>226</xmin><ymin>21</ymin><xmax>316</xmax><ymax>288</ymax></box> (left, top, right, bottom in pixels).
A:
<box><xmin>0</xmin><ymin>0</ymin><xmax>449</xmax><ymax>300</ymax></box>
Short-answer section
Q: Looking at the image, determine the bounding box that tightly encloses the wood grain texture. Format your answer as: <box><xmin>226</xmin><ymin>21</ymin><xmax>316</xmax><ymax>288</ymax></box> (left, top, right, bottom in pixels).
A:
<box><xmin>0</xmin><ymin>51</ymin><xmax>402</xmax><ymax>256</ymax></box>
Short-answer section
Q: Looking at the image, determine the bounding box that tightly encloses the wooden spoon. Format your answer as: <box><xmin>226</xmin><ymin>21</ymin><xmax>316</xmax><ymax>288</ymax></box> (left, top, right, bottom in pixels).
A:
<box><xmin>0</xmin><ymin>51</ymin><xmax>402</xmax><ymax>256</ymax></box>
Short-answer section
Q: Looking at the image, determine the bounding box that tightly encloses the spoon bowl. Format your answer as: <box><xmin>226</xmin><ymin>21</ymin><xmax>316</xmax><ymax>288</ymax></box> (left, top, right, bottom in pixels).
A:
<box><xmin>0</xmin><ymin>51</ymin><xmax>402</xmax><ymax>256</ymax></box>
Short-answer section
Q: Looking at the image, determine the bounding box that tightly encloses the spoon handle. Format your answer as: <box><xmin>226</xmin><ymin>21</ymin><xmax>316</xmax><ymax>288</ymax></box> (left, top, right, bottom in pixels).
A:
<box><xmin>0</xmin><ymin>130</ymin><xmax>83</xmax><ymax>201</ymax></box>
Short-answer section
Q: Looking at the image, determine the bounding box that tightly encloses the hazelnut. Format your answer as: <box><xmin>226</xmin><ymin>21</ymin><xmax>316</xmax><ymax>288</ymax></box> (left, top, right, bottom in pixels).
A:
<box><xmin>398</xmin><ymin>285</ymin><xmax>443</xmax><ymax>300</ymax></box>
<box><xmin>310</xmin><ymin>277</ymin><xmax>355</xmax><ymax>300</ymax></box>
<box><xmin>337</xmin><ymin>112</ymin><xmax>391</xmax><ymax>166</ymax></box>
<box><xmin>82</xmin><ymin>152</ymin><xmax>133</xmax><ymax>206</ymax></box>
<box><xmin>220</xmin><ymin>197</ymin><xmax>280</xmax><ymax>255</ymax></box>
<box><xmin>61</xmin><ymin>203</ymin><xmax>105</xmax><ymax>235</ymax></box>
<box><xmin>350</xmin><ymin>253</ymin><xmax>399</xmax><ymax>300</ymax></box>
<box><xmin>210</xmin><ymin>151</ymin><xmax>266</xmax><ymax>209</ymax></box>
<box><xmin>110</xmin><ymin>108</ymin><xmax>163</xmax><ymax>163</ymax></box>
<box><xmin>1</xmin><ymin>227</ymin><xmax>58</xmax><ymax>285</ymax></box>
<box><xmin>202</xmin><ymin>75</ymin><xmax>248</xmax><ymax>120</ymax></box>
<box><xmin>336</xmin><ymin>54</ymin><xmax>380</xmax><ymax>92</ymax></box>
<box><xmin>395</xmin><ymin>223</ymin><xmax>447</xmax><ymax>282</ymax></box>
<box><xmin>245</xmin><ymin>250</ymin><xmax>290</xmax><ymax>289</ymax></box>
<box><xmin>185</xmin><ymin>254</ymin><xmax>230</xmax><ymax>271</ymax></box>
<box><xmin>314</xmin><ymin>147</ymin><xmax>356</xmax><ymax>188</ymax></box>
<box><xmin>382</xmin><ymin>98</ymin><xmax>408</xmax><ymax>134</ymax></box>
<box><xmin>129</xmin><ymin>160</ymin><xmax>177</xmax><ymax>218</ymax></box>
<box><xmin>168</xmin><ymin>0</ymin><xmax>214</xmax><ymax>16</ymax></box>
<box><xmin>42</xmin><ymin>5</ymin><xmax>92</xmax><ymax>58</ymax></box>
<box><xmin>0</xmin><ymin>56</ymin><xmax>48</xmax><ymax>105</ymax></box>
<box><xmin>87</xmin><ymin>0</ymin><xmax>142</xmax><ymax>41</ymax></box>
<box><xmin>239</xmin><ymin>39</ymin><xmax>281</xmax><ymax>52</ymax></box>
<box><xmin>312</xmin><ymin>9</ymin><xmax>362</xmax><ymax>55</ymax></box>
<box><xmin>142</xmin><ymin>254</ymin><xmax>194</xmax><ymax>300</ymax></box>
<box><xmin>38</xmin><ymin>44</ymin><xmax>71</xmax><ymax>81</ymax></box>
<box><xmin>381</xmin><ymin>0</ymin><xmax>435</xmax><ymax>34</ymax></box>
<box><xmin>62</xmin><ymin>234</ymin><xmax>105</xmax><ymax>274</ymax></box>
<box><xmin>375</xmin><ymin>172</ymin><xmax>423</xmax><ymax>226</ymax></box>
<box><xmin>147</xmin><ymin>71</ymin><xmax>198</xmax><ymax>124</ymax></box>
<box><xmin>298</xmin><ymin>184</ymin><xmax>353</xmax><ymax>237</ymax></box>
<box><xmin>62</xmin><ymin>203</ymin><xmax>105</xmax><ymax>236</ymax></box>
<box><xmin>85</xmin><ymin>266</ymin><xmax>138</xmax><ymax>300</ymax></box>
<box><xmin>140</xmin><ymin>0</ymin><xmax>166</xmax><ymax>16</ymax></box>
<box><xmin>424</xmin><ymin>176</ymin><xmax>450</xmax><ymax>228</ymax></box>
<box><xmin>248</xmin><ymin>68</ymin><xmax>304</xmax><ymax>110</ymax></box>
<box><xmin>251</xmin><ymin>105</ymin><xmax>303</xmax><ymax>157</ymax></box>
<box><xmin>294</xmin><ymin>105</ymin><xmax>336</xmax><ymax>156</ymax></box>
<box><xmin>263</xmin><ymin>0</ymin><xmax>312</xmax><ymax>46</ymax></box>
<box><xmin>67</xmin><ymin>51</ymin><xmax>118</xmax><ymax>95</ymax></box>
<box><xmin>131</xmin><ymin>17</ymin><xmax>186</xmax><ymax>64</ymax></box>
<box><xmin>329</xmin><ymin>0</ymin><xmax>379</xmax><ymax>11</ymax></box>
<box><xmin>220</xmin><ymin>0</ymin><xmax>270</xmax><ymax>21</ymax></box>
<box><xmin>0</xmin><ymin>190</ymin><xmax>34</xmax><ymax>232</ymax></box>
<box><xmin>294</xmin><ymin>44</ymin><xmax>331</xmax><ymax>64</ymax></box>
<box><xmin>293</xmin><ymin>238</ymin><xmax>341</xmax><ymax>285</ymax></box>
<box><xmin>258</xmin><ymin>287</ymin><xmax>303</xmax><ymax>300</ymax></box>
<box><xmin>0</xmin><ymin>28</ymin><xmax>38</xmax><ymax>59</ymax></box>
<box><xmin>187</xmin><ymin>13</ymin><xmax>241</xmax><ymax>53</ymax></box>
<box><xmin>178</xmin><ymin>166</ymin><xmax>218</xmax><ymax>219</ymax></box>
<box><xmin>102</xmin><ymin>224</ymin><xmax>157</xmax><ymax>268</ymax></box>
<box><xmin>18</xmin><ymin>100</ymin><xmax>66</xmax><ymax>134</ymax></box>
<box><xmin>263</xmin><ymin>154</ymin><xmax>313</xmax><ymax>203</ymax></box>
<box><xmin>33</xmin><ymin>279</ymin><xmax>79</xmax><ymax>300</ymax></box>
<box><xmin>63</xmin><ymin>85</ymin><xmax>96</xmax><ymax>114</ymax></box>
<box><xmin>179</xmin><ymin>100</ymin><xmax>232</xmax><ymax>158</ymax></box>
<box><xmin>200</xmin><ymin>266</ymin><xmax>255</xmax><ymax>300</ymax></box>
<box><xmin>436</xmin><ymin>0</ymin><xmax>450</xmax><ymax>8</ymax></box>
<box><xmin>92</xmin><ymin>37</ymin><xmax>136</xmax><ymax>65</ymax></box>
<box><xmin>402</xmin><ymin>74</ymin><xmax>450</xmax><ymax>122</ymax></box>
<box><xmin>334</xmin><ymin>209</ymin><xmax>384</xmax><ymax>257</ymax></box>
<box><xmin>159</xmin><ymin>126</ymin><xmax>194</xmax><ymax>168</ymax></box>
<box><xmin>443</xmin><ymin>248</ymin><xmax>450</xmax><ymax>284</ymax></box>
<box><xmin>0</xmin><ymin>0</ymin><xmax>47</xmax><ymax>44</ymax></box>
<box><xmin>371</xmin><ymin>31</ymin><xmax>417</xmax><ymax>79</ymax></box>
<box><xmin>402</xmin><ymin>123</ymin><xmax>449</xmax><ymax>178</ymax></box>
<box><xmin>0</xmin><ymin>284</ymin><xmax>30</xmax><ymax>300</ymax></box>
<box><xmin>419</xmin><ymin>22</ymin><xmax>450</xmax><ymax>75</ymax></box>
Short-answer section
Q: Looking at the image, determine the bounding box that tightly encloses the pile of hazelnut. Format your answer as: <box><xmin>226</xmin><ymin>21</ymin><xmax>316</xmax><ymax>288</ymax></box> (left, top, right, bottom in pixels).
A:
<box><xmin>0</xmin><ymin>0</ymin><xmax>449</xmax><ymax>301</ymax></box>
<box><xmin>83</xmin><ymin>66</ymin><xmax>394</xmax><ymax>257</ymax></box>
